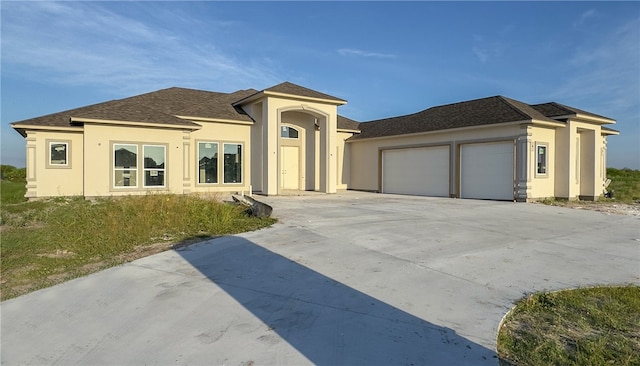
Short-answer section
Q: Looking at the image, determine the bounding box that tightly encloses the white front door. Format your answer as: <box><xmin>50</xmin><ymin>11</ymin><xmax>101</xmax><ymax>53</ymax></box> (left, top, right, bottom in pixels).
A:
<box><xmin>281</xmin><ymin>146</ymin><xmax>299</xmax><ymax>190</ymax></box>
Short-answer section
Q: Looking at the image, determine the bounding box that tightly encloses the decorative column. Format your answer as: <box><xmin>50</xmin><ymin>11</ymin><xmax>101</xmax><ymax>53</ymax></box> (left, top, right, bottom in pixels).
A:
<box><xmin>515</xmin><ymin>127</ymin><xmax>532</xmax><ymax>202</ymax></box>
<box><xmin>182</xmin><ymin>131</ymin><xmax>191</xmax><ymax>194</ymax></box>
<box><xmin>25</xmin><ymin>131</ymin><xmax>37</xmax><ymax>198</ymax></box>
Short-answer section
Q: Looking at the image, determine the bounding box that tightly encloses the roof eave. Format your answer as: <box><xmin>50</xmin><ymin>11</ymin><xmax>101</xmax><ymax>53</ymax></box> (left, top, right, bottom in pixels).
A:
<box><xmin>233</xmin><ymin>90</ymin><xmax>347</xmax><ymax>106</ymax></box>
<box><xmin>348</xmin><ymin>120</ymin><xmax>531</xmax><ymax>142</ymax></box>
<box><xmin>528</xmin><ymin>119</ymin><xmax>566</xmax><ymax>128</ymax></box>
<box><xmin>70</xmin><ymin>117</ymin><xmax>202</xmax><ymax>130</ymax></box>
<box><xmin>337</xmin><ymin>128</ymin><xmax>361</xmax><ymax>134</ymax></box>
<box><xmin>601</xmin><ymin>129</ymin><xmax>620</xmax><ymax>136</ymax></box>
<box><xmin>264</xmin><ymin>91</ymin><xmax>347</xmax><ymax>105</ymax></box>
<box><xmin>176</xmin><ymin>115</ymin><xmax>254</xmax><ymax>125</ymax></box>
<box><xmin>11</xmin><ymin>123</ymin><xmax>85</xmax><ymax>137</ymax></box>
<box><xmin>573</xmin><ymin>113</ymin><xmax>616</xmax><ymax>125</ymax></box>
<box><xmin>550</xmin><ymin>113</ymin><xmax>615</xmax><ymax>125</ymax></box>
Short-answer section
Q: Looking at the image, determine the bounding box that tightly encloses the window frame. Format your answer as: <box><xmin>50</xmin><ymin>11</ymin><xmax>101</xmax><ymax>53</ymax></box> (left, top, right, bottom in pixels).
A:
<box><xmin>281</xmin><ymin>125</ymin><xmax>300</xmax><ymax>139</ymax></box>
<box><xmin>113</xmin><ymin>143</ymin><xmax>139</xmax><ymax>189</ymax></box>
<box><xmin>196</xmin><ymin>141</ymin><xmax>220</xmax><ymax>185</ymax></box>
<box><xmin>535</xmin><ymin>143</ymin><xmax>548</xmax><ymax>177</ymax></box>
<box><xmin>111</xmin><ymin>142</ymin><xmax>168</xmax><ymax>191</ymax></box>
<box><xmin>222</xmin><ymin>142</ymin><xmax>243</xmax><ymax>185</ymax></box>
<box><xmin>46</xmin><ymin>140</ymin><xmax>71</xmax><ymax>169</ymax></box>
<box><xmin>142</xmin><ymin>144</ymin><xmax>166</xmax><ymax>188</ymax></box>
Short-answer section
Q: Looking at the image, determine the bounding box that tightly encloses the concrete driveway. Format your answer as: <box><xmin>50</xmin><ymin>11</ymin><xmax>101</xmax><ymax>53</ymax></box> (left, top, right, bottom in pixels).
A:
<box><xmin>2</xmin><ymin>192</ymin><xmax>639</xmax><ymax>365</ymax></box>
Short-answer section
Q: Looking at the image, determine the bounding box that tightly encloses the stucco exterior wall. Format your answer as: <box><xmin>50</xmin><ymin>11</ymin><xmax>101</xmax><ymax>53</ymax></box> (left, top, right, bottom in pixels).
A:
<box><xmin>336</xmin><ymin>131</ymin><xmax>353</xmax><ymax>190</ymax></box>
<box><xmin>190</xmin><ymin>121</ymin><xmax>252</xmax><ymax>195</ymax></box>
<box><xmin>83</xmin><ymin>124</ymin><xmax>187</xmax><ymax>197</ymax></box>
<box><xmin>244</xmin><ymin>96</ymin><xmax>339</xmax><ymax>195</ymax></box>
<box><xmin>280</xmin><ymin>111</ymin><xmax>318</xmax><ymax>191</ymax></box>
<box><xmin>25</xmin><ymin>130</ymin><xmax>84</xmax><ymax>197</ymax></box>
<box><xmin>349</xmin><ymin>124</ymin><xmax>525</xmax><ymax>193</ymax></box>
<box><xmin>554</xmin><ymin>119</ymin><xmax>604</xmax><ymax>200</ymax></box>
<box><xmin>528</xmin><ymin>126</ymin><xmax>556</xmax><ymax>199</ymax></box>
<box><xmin>247</xmin><ymin>102</ymin><xmax>264</xmax><ymax>193</ymax></box>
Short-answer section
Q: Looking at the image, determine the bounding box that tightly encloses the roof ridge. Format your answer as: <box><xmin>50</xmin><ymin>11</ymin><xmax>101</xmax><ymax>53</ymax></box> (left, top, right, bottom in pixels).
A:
<box><xmin>546</xmin><ymin>101</ymin><xmax>575</xmax><ymax>115</ymax></box>
<box><xmin>496</xmin><ymin>96</ymin><xmax>536</xmax><ymax>120</ymax></box>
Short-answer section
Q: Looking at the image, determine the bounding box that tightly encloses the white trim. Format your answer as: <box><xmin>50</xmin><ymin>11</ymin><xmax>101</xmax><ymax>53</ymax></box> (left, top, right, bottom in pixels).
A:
<box><xmin>222</xmin><ymin>142</ymin><xmax>244</xmax><ymax>185</ymax></box>
<box><xmin>176</xmin><ymin>115</ymin><xmax>253</xmax><ymax>125</ymax></box>
<box><xmin>113</xmin><ymin>143</ymin><xmax>139</xmax><ymax>189</ymax></box>
<box><xmin>47</xmin><ymin>141</ymin><xmax>70</xmax><ymax>167</ymax></box>
<box><xmin>142</xmin><ymin>144</ymin><xmax>167</xmax><ymax>189</ymax></box>
<box><xmin>71</xmin><ymin>117</ymin><xmax>201</xmax><ymax>130</ymax></box>
<box><xmin>535</xmin><ymin>143</ymin><xmax>549</xmax><ymax>177</ymax></box>
<box><xmin>196</xmin><ymin>141</ymin><xmax>220</xmax><ymax>185</ymax></box>
<box><xmin>347</xmin><ymin>120</ymin><xmax>533</xmax><ymax>143</ymax></box>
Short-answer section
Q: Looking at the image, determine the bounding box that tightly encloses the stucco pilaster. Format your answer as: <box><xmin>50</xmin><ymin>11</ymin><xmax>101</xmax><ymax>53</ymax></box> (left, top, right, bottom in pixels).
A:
<box><xmin>515</xmin><ymin>127</ymin><xmax>531</xmax><ymax>201</ymax></box>
<box><xmin>182</xmin><ymin>131</ymin><xmax>191</xmax><ymax>194</ymax></box>
<box><xmin>25</xmin><ymin>131</ymin><xmax>37</xmax><ymax>198</ymax></box>
<box><xmin>324</xmin><ymin>109</ymin><xmax>338</xmax><ymax>193</ymax></box>
<box><xmin>263</xmin><ymin>99</ymin><xmax>279</xmax><ymax>195</ymax></box>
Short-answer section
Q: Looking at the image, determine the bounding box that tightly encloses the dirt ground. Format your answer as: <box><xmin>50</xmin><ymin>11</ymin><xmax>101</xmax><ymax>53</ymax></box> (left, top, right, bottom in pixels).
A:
<box><xmin>537</xmin><ymin>201</ymin><xmax>640</xmax><ymax>217</ymax></box>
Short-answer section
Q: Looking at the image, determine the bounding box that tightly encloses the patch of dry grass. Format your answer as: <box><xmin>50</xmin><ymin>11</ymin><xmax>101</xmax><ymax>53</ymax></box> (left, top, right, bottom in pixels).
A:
<box><xmin>497</xmin><ymin>286</ymin><xmax>640</xmax><ymax>365</ymax></box>
<box><xmin>1</xmin><ymin>194</ymin><xmax>276</xmax><ymax>300</ymax></box>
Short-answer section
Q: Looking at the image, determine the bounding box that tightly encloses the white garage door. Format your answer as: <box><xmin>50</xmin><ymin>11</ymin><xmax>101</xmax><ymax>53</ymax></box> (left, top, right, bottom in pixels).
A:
<box><xmin>460</xmin><ymin>141</ymin><xmax>514</xmax><ymax>200</ymax></box>
<box><xmin>382</xmin><ymin>146</ymin><xmax>450</xmax><ymax>197</ymax></box>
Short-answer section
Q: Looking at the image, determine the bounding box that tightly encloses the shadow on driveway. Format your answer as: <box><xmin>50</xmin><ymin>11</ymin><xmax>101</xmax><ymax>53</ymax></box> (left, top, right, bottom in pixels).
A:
<box><xmin>177</xmin><ymin>236</ymin><xmax>498</xmax><ymax>365</ymax></box>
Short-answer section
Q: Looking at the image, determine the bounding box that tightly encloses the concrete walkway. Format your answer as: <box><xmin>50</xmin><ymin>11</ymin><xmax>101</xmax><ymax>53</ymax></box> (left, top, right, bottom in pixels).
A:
<box><xmin>2</xmin><ymin>192</ymin><xmax>639</xmax><ymax>365</ymax></box>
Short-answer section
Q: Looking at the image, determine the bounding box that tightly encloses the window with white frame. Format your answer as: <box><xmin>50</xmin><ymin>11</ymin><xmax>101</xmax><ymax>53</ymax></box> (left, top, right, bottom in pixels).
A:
<box><xmin>223</xmin><ymin>143</ymin><xmax>242</xmax><ymax>184</ymax></box>
<box><xmin>114</xmin><ymin>144</ymin><xmax>138</xmax><ymax>187</ymax></box>
<box><xmin>281</xmin><ymin>126</ymin><xmax>299</xmax><ymax>139</ymax></box>
<box><xmin>143</xmin><ymin>145</ymin><xmax>166</xmax><ymax>187</ymax></box>
<box><xmin>198</xmin><ymin>142</ymin><xmax>218</xmax><ymax>184</ymax></box>
<box><xmin>536</xmin><ymin>144</ymin><xmax>547</xmax><ymax>175</ymax></box>
<box><xmin>49</xmin><ymin>141</ymin><xmax>69</xmax><ymax>166</ymax></box>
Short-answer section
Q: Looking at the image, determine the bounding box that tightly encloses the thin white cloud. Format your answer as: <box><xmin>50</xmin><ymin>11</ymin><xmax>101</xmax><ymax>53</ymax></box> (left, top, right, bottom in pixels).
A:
<box><xmin>337</xmin><ymin>48</ymin><xmax>397</xmax><ymax>59</ymax></box>
<box><xmin>472</xmin><ymin>46</ymin><xmax>489</xmax><ymax>63</ymax></box>
<box><xmin>552</xmin><ymin>17</ymin><xmax>639</xmax><ymax>113</ymax></box>
<box><xmin>549</xmin><ymin>17</ymin><xmax>640</xmax><ymax>168</ymax></box>
<box><xmin>471</xmin><ymin>34</ymin><xmax>505</xmax><ymax>64</ymax></box>
<box><xmin>573</xmin><ymin>9</ymin><xmax>597</xmax><ymax>27</ymax></box>
<box><xmin>0</xmin><ymin>2</ymin><xmax>280</xmax><ymax>95</ymax></box>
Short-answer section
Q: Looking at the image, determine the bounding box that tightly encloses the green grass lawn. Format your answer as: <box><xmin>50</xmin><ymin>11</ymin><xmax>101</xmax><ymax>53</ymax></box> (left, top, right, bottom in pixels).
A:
<box><xmin>497</xmin><ymin>286</ymin><xmax>640</xmax><ymax>366</ymax></box>
<box><xmin>0</xmin><ymin>193</ymin><xmax>276</xmax><ymax>300</ymax></box>
<box><xmin>1</xmin><ymin>180</ymin><xmax>28</xmax><ymax>204</ymax></box>
<box><xmin>606</xmin><ymin>168</ymin><xmax>640</xmax><ymax>203</ymax></box>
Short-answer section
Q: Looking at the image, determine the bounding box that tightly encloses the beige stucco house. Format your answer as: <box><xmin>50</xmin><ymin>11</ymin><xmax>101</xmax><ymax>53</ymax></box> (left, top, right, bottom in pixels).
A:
<box><xmin>12</xmin><ymin>81</ymin><xmax>618</xmax><ymax>201</ymax></box>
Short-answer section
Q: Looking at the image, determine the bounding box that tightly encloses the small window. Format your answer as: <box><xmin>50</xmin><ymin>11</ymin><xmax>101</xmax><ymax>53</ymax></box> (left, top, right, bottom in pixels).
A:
<box><xmin>281</xmin><ymin>126</ymin><xmax>299</xmax><ymax>139</ymax></box>
<box><xmin>536</xmin><ymin>144</ymin><xmax>547</xmax><ymax>175</ymax></box>
<box><xmin>223</xmin><ymin>143</ymin><xmax>242</xmax><ymax>183</ymax></box>
<box><xmin>114</xmin><ymin>144</ymin><xmax>138</xmax><ymax>188</ymax></box>
<box><xmin>49</xmin><ymin>142</ymin><xmax>69</xmax><ymax>166</ymax></box>
<box><xmin>198</xmin><ymin>142</ymin><xmax>218</xmax><ymax>184</ymax></box>
<box><xmin>143</xmin><ymin>145</ymin><xmax>166</xmax><ymax>187</ymax></box>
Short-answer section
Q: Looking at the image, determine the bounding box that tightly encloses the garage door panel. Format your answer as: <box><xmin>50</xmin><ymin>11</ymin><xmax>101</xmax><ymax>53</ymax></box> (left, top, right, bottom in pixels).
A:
<box><xmin>460</xmin><ymin>142</ymin><xmax>514</xmax><ymax>200</ymax></box>
<box><xmin>382</xmin><ymin>146</ymin><xmax>449</xmax><ymax>197</ymax></box>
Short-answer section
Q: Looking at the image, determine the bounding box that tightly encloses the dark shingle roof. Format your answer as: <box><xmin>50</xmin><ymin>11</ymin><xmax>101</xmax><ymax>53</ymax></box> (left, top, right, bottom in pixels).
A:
<box><xmin>337</xmin><ymin>115</ymin><xmax>360</xmax><ymax>131</ymax></box>
<box><xmin>12</xmin><ymin>87</ymin><xmax>256</xmax><ymax>129</ymax></box>
<box><xmin>531</xmin><ymin>102</ymin><xmax>613</xmax><ymax>121</ymax></box>
<box><xmin>72</xmin><ymin>99</ymin><xmax>198</xmax><ymax>126</ymax></box>
<box><xmin>264</xmin><ymin>82</ymin><xmax>346</xmax><ymax>103</ymax></box>
<box><xmin>351</xmin><ymin>96</ymin><xmax>560</xmax><ymax>140</ymax></box>
<box><xmin>11</xmin><ymin>101</ymin><xmax>116</xmax><ymax>128</ymax></box>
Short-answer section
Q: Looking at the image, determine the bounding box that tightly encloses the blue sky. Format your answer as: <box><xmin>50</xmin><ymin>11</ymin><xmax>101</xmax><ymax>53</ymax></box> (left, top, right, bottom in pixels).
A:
<box><xmin>2</xmin><ymin>1</ymin><xmax>639</xmax><ymax>169</ymax></box>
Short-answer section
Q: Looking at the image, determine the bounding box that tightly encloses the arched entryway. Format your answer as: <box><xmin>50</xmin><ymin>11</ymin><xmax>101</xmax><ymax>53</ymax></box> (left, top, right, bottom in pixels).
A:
<box><xmin>277</xmin><ymin>107</ymin><xmax>333</xmax><ymax>195</ymax></box>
